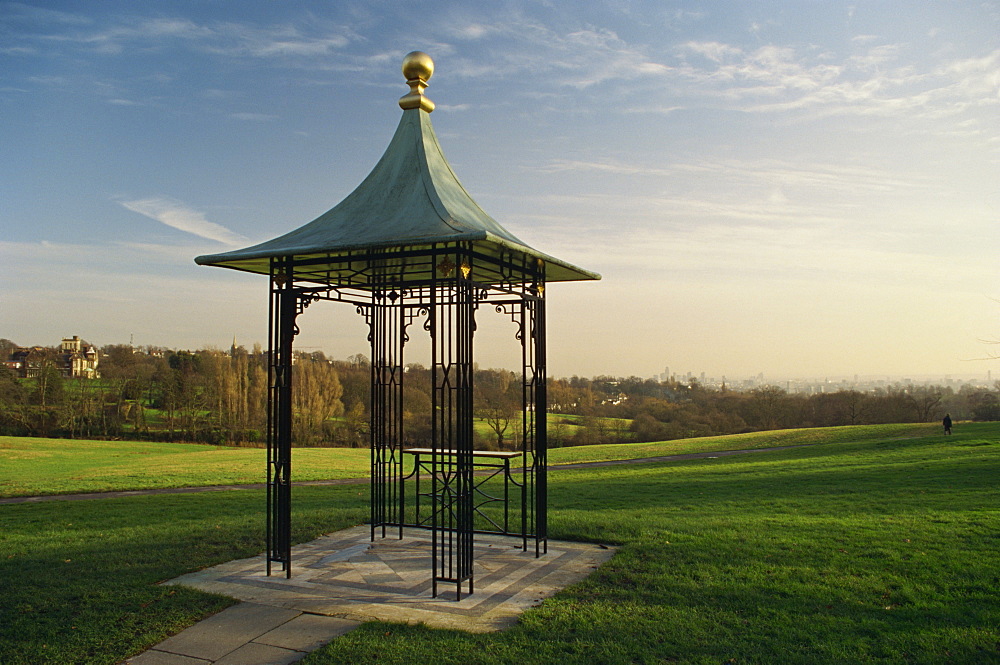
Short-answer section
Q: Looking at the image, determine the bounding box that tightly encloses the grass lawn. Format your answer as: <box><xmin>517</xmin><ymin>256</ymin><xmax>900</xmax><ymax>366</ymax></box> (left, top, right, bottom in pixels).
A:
<box><xmin>546</xmin><ymin>423</ymin><xmax>940</xmax><ymax>465</ymax></box>
<box><xmin>0</xmin><ymin>487</ymin><xmax>367</xmax><ymax>664</ymax></box>
<box><xmin>1</xmin><ymin>423</ymin><xmax>930</xmax><ymax>499</ymax></box>
<box><xmin>473</xmin><ymin>413</ymin><xmax>588</xmax><ymax>443</ymax></box>
<box><xmin>1</xmin><ymin>423</ymin><xmax>998</xmax><ymax>663</ymax></box>
<box><xmin>303</xmin><ymin>424</ymin><xmax>1000</xmax><ymax>664</ymax></box>
<box><xmin>0</xmin><ymin>438</ymin><xmax>370</xmax><ymax>498</ymax></box>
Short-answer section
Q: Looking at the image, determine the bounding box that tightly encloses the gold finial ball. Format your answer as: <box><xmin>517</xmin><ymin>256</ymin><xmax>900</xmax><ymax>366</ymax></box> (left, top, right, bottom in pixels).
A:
<box><xmin>402</xmin><ymin>51</ymin><xmax>434</xmax><ymax>82</ymax></box>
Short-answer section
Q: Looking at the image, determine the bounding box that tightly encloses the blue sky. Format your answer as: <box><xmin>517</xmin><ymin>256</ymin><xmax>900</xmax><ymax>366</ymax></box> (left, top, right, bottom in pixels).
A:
<box><xmin>2</xmin><ymin>1</ymin><xmax>998</xmax><ymax>380</ymax></box>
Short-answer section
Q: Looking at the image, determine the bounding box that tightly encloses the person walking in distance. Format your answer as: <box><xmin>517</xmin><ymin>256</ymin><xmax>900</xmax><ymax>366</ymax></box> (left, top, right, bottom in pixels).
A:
<box><xmin>943</xmin><ymin>413</ymin><xmax>953</xmax><ymax>435</ymax></box>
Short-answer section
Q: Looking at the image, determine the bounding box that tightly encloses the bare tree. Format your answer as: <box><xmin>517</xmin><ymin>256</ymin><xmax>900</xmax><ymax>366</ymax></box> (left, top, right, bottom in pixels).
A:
<box><xmin>476</xmin><ymin>369</ymin><xmax>520</xmax><ymax>450</ymax></box>
<box><xmin>904</xmin><ymin>386</ymin><xmax>945</xmax><ymax>422</ymax></box>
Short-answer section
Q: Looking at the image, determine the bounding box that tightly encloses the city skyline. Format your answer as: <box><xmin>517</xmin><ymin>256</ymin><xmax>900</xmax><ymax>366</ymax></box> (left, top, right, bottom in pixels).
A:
<box><xmin>2</xmin><ymin>1</ymin><xmax>998</xmax><ymax>380</ymax></box>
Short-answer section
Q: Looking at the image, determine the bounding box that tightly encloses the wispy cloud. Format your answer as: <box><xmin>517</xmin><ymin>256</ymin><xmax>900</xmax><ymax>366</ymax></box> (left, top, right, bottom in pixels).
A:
<box><xmin>118</xmin><ymin>197</ymin><xmax>248</xmax><ymax>246</ymax></box>
<box><xmin>1</xmin><ymin>2</ymin><xmax>93</xmax><ymax>26</ymax></box>
<box><xmin>1</xmin><ymin>45</ymin><xmax>37</xmax><ymax>55</ymax></box>
<box><xmin>538</xmin><ymin>158</ymin><xmax>676</xmax><ymax>177</ymax></box>
<box><xmin>0</xmin><ymin>239</ymin><xmax>206</xmax><ymax>268</ymax></box>
<box><xmin>197</xmin><ymin>22</ymin><xmax>354</xmax><ymax>59</ymax></box>
<box><xmin>27</xmin><ymin>75</ymin><xmax>67</xmax><ymax>86</ymax></box>
<box><xmin>440</xmin><ymin>16</ymin><xmax>670</xmax><ymax>88</ymax></box>
<box><xmin>72</xmin><ymin>18</ymin><xmax>215</xmax><ymax>54</ymax></box>
<box><xmin>229</xmin><ymin>112</ymin><xmax>278</xmax><ymax>121</ymax></box>
<box><xmin>8</xmin><ymin>12</ymin><xmax>354</xmax><ymax>61</ymax></box>
<box><xmin>674</xmin><ymin>40</ymin><xmax>1000</xmax><ymax>124</ymax></box>
<box><xmin>535</xmin><ymin>156</ymin><xmax>921</xmax><ymax>193</ymax></box>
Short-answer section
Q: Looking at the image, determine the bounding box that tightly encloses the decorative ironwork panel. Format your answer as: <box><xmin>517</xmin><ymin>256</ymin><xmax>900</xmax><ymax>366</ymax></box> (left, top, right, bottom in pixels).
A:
<box><xmin>267</xmin><ymin>259</ymin><xmax>296</xmax><ymax>578</ymax></box>
<box><xmin>527</xmin><ymin>294</ymin><xmax>547</xmax><ymax>556</ymax></box>
<box><xmin>367</xmin><ymin>283</ymin><xmax>411</xmax><ymax>540</ymax></box>
<box><xmin>428</xmin><ymin>251</ymin><xmax>477</xmax><ymax>598</ymax></box>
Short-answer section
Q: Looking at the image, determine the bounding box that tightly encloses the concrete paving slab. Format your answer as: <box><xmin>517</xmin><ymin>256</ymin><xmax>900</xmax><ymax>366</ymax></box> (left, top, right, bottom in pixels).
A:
<box><xmin>254</xmin><ymin>615</ymin><xmax>360</xmax><ymax>651</ymax></box>
<box><xmin>126</xmin><ymin>650</ymin><xmax>212</xmax><ymax>665</ymax></box>
<box><xmin>166</xmin><ymin>525</ymin><xmax>616</xmax><ymax>633</ymax></box>
<box><xmin>212</xmin><ymin>642</ymin><xmax>303</xmax><ymax>665</ymax></box>
<box><xmin>152</xmin><ymin>603</ymin><xmax>301</xmax><ymax>661</ymax></box>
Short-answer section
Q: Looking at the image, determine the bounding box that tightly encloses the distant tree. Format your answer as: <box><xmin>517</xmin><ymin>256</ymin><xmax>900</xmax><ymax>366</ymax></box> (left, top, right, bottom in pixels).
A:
<box><xmin>969</xmin><ymin>386</ymin><xmax>1000</xmax><ymax>421</ymax></box>
<box><xmin>63</xmin><ymin>377</ymin><xmax>101</xmax><ymax>438</ymax></box>
<box><xmin>630</xmin><ymin>412</ymin><xmax>676</xmax><ymax>442</ymax></box>
<box><xmin>347</xmin><ymin>353</ymin><xmax>370</xmax><ymax>368</ymax></box>
<box><xmin>476</xmin><ymin>369</ymin><xmax>520</xmax><ymax>450</ymax></box>
<box><xmin>341</xmin><ymin>400</ymin><xmax>368</xmax><ymax>448</ymax></box>
<box><xmin>402</xmin><ymin>384</ymin><xmax>433</xmax><ymax>445</ymax></box>
<box><xmin>479</xmin><ymin>394</ymin><xmax>519</xmax><ymax>450</ymax></box>
<box><xmin>337</xmin><ymin>361</ymin><xmax>371</xmax><ymax>415</ymax></box>
<box><xmin>841</xmin><ymin>390</ymin><xmax>869</xmax><ymax>425</ymax></box>
<box><xmin>549</xmin><ymin>416</ymin><xmax>569</xmax><ymax>448</ymax></box>
<box><xmin>292</xmin><ymin>358</ymin><xmax>344</xmax><ymax>446</ymax></box>
<box><xmin>904</xmin><ymin>386</ymin><xmax>946</xmax><ymax>422</ymax></box>
<box><xmin>0</xmin><ymin>367</ymin><xmax>28</xmax><ymax>435</ymax></box>
<box><xmin>867</xmin><ymin>388</ymin><xmax>912</xmax><ymax>424</ymax></box>
<box><xmin>0</xmin><ymin>338</ymin><xmax>17</xmax><ymax>358</ymax></box>
<box><xmin>744</xmin><ymin>386</ymin><xmax>790</xmax><ymax>430</ymax></box>
<box><xmin>547</xmin><ymin>378</ymin><xmax>579</xmax><ymax>414</ymax></box>
<box><xmin>33</xmin><ymin>361</ymin><xmax>64</xmax><ymax>409</ymax></box>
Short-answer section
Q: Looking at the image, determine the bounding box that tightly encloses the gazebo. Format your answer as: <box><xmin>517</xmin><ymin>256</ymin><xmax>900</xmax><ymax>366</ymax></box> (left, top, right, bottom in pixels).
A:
<box><xmin>196</xmin><ymin>52</ymin><xmax>599</xmax><ymax>598</ymax></box>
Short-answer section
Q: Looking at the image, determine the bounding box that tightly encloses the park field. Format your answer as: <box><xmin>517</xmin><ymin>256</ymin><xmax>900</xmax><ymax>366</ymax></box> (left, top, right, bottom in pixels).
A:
<box><xmin>0</xmin><ymin>422</ymin><xmax>935</xmax><ymax>498</ymax></box>
<box><xmin>0</xmin><ymin>437</ymin><xmax>370</xmax><ymax>497</ymax></box>
<box><xmin>0</xmin><ymin>423</ymin><xmax>997</xmax><ymax>663</ymax></box>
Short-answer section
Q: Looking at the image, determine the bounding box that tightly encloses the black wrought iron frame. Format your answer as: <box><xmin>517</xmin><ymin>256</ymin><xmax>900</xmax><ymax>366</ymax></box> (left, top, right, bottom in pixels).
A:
<box><xmin>264</xmin><ymin>242</ymin><xmax>547</xmax><ymax>597</ymax></box>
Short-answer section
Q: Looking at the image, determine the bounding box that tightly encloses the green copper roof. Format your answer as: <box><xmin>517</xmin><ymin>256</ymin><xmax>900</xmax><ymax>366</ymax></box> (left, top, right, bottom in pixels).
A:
<box><xmin>196</xmin><ymin>83</ymin><xmax>599</xmax><ymax>285</ymax></box>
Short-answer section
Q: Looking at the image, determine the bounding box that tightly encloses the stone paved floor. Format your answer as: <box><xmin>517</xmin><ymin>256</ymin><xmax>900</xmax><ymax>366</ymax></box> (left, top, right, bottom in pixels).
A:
<box><xmin>126</xmin><ymin>525</ymin><xmax>615</xmax><ymax>664</ymax></box>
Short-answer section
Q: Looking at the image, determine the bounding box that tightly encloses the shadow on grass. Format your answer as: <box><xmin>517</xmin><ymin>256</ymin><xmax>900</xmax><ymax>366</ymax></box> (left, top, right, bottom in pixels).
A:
<box><xmin>546</xmin><ymin>435</ymin><xmax>999</xmax><ymax>525</ymax></box>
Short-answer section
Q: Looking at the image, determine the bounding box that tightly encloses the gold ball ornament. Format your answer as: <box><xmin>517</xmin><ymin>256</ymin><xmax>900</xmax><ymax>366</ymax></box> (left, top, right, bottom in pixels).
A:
<box><xmin>402</xmin><ymin>51</ymin><xmax>434</xmax><ymax>82</ymax></box>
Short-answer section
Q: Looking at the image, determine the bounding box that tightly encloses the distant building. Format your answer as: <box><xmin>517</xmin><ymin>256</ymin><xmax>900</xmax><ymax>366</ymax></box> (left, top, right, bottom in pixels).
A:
<box><xmin>601</xmin><ymin>392</ymin><xmax>629</xmax><ymax>406</ymax></box>
<box><xmin>7</xmin><ymin>336</ymin><xmax>100</xmax><ymax>379</ymax></box>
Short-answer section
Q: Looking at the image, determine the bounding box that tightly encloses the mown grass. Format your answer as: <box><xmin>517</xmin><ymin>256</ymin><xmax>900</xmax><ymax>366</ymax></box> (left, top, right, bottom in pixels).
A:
<box><xmin>302</xmin><ymin>424</ymin><xmax>1000</xmax><ymax>664</ymax></box>
<box><xmin>0</xmin><ymin>438</ymin><xmax>370</xmax><ymax>497</ymax></box>
<box><xmin>0</xmin><ymin>423</ymin><xmax>929</xmax><ymax>499</ymax></box>
<box><xmin>546</xmin><ymin>422</ymin><xmax>940</xmax><ymax>465</ymax></box>
<box><xmin>0</xmin><ymin>486</ymin><xmax>368</xmax><ymax>664</ymax></box>
<box><xmin>1</xmin><ymin>423</ymin><xmax>997</xmax><ymax>663</ymax></box>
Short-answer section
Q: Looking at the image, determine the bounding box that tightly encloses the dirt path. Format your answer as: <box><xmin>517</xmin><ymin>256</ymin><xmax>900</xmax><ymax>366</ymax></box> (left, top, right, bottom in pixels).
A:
<box><xmin>0</xmin><ymin>443</ymin><xmax>811</xmax><ymax>505</ymax></box>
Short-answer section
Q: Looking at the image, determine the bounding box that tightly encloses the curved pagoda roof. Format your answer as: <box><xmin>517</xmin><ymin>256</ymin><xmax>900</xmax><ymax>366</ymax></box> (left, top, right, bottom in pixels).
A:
<box><xmin>195</xmin><ymin>52</ymin><xmax>599</xmax><ymax>287</ymax></box>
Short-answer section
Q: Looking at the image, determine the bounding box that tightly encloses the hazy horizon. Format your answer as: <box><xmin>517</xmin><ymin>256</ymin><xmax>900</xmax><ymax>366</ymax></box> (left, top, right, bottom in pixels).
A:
<box><xmin>3</xmin><ymin>329</ymin><xmax>995</xmax><ymax>387</ymax></box>
<box><xmin>3</xmin><ymin>1</ymin><xmax>998</xmax><ymax>380</ymax></box>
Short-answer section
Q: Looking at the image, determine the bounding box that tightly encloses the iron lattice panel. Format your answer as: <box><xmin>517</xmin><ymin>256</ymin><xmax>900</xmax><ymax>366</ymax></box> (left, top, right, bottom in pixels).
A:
<box><xmin>265</xmin><ymin>243</ymin><xmax>546</xmax><ymax>595</ymax></box>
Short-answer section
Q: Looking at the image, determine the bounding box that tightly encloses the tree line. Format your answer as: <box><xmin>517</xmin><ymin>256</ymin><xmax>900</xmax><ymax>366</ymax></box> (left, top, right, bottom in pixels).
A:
<box><xmin>1</xmin><ymin>338</ymin><xmax>997</xmax><ymax>446</ymax></box>
<box><xmin>552</xmin><ymin>376</ymin><xmax>999</xmax><ymax>446</ymax></box>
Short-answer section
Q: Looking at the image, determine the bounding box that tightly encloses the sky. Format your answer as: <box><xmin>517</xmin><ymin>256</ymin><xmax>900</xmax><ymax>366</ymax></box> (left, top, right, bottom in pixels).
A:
<box><xmin>2</xmin><ymin>1</ymin><xmax>999</xmax><ymax>381</ymax></box>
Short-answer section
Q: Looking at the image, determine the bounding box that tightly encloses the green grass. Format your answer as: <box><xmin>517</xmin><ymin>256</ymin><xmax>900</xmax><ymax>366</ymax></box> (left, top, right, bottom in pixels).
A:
<box><xmin>1</xmin><ymin>423</ymin><xmax>998</xmax><ymax>663</ymax></box>
<box><xmin>301</xmin><ymin>423</ymin><xmax>1000</xmax><ymax>664</ymax></box>
<box><xmin>0</xmin><ymin>437</ymin><xmax>370</xmax><ymax>497</ymax></box>
<box><xmin>546</xmin><ymin>423</ymin><xmax>940</xmax><ymax>465</ymax></box>
<box><xmin>473</xmin><ymin>413</ymin><xmax>589</xmax><ymax>441</ymax></box>
<box><xmin>1</xmin><ymin>424</ymin><xmax>925</xmax><ymax>499</ymax></box>
<box><xmin>0</xmin><ymin>486</ymin><xmax>368</xmax><ymax>664</ymax></box>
